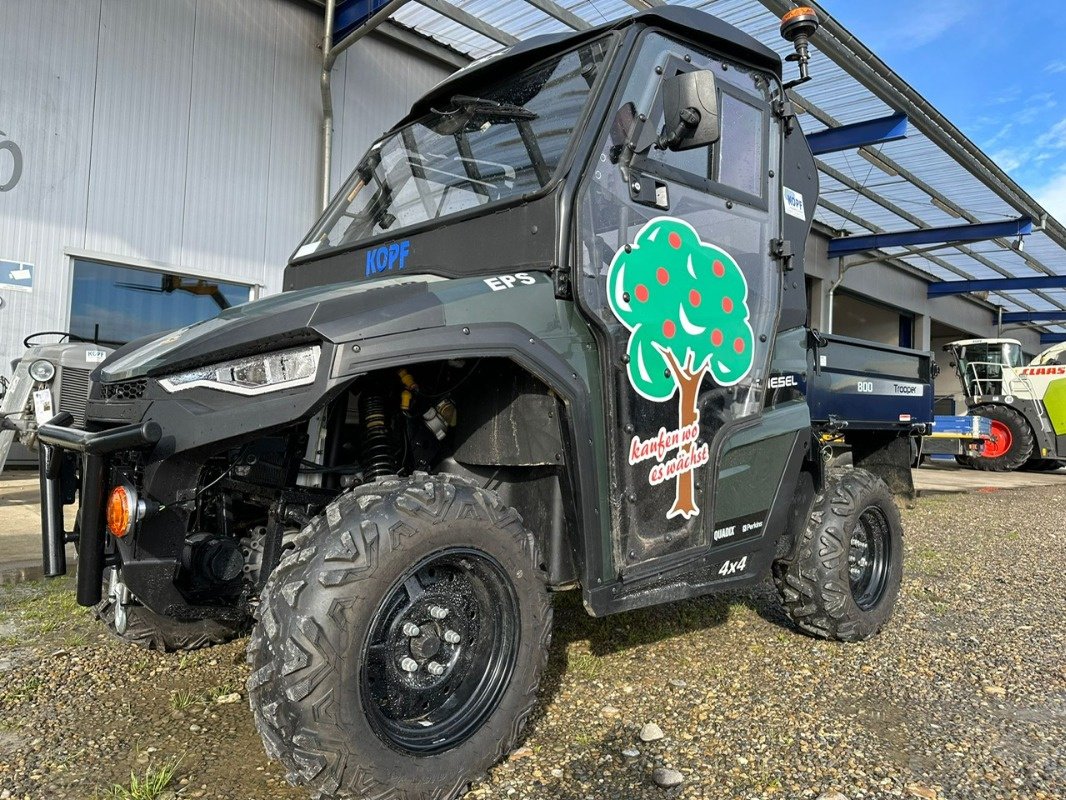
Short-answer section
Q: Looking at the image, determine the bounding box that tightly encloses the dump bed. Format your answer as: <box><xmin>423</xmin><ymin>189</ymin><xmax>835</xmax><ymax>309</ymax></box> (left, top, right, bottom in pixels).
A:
<box><xmin>807</xmin><ymin>333</ymin><xmax>934</xmax><ymax>431</ymax></box>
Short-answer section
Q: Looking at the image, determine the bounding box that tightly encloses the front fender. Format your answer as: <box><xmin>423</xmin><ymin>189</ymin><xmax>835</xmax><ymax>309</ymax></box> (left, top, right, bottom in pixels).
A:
<box><xmin>329</xmin><ymin>277</ymin><xmax>614</xmax><ymax>610</ymax></box>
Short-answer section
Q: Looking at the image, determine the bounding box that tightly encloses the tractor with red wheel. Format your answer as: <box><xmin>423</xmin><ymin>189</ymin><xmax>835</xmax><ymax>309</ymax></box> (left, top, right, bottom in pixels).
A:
<box><xmin>948</xmin><ymin>338</ymin><xmax>1066</xmax><ymax>472</ymax></box>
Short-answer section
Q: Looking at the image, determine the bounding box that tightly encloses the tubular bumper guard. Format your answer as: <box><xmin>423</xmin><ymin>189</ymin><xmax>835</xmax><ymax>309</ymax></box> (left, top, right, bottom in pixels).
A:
<box><xmin>36</xmin><ymin>412</ymin><xmax>161</xmax><ymax>605</ymax></box>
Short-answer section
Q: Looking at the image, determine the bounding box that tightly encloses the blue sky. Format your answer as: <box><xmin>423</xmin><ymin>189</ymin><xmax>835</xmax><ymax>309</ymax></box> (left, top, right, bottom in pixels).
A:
<box><xmin>820</xmin><ymin>0</ymin><xmax>1066</xmax><ymax>221</ymax></box>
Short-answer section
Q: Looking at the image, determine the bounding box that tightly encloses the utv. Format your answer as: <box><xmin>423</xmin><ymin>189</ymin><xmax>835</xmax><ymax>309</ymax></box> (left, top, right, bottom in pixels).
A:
<box><xmin>38</xmin><ymin>7</ymin><xmax>933</xmax><ymax>799</ymax></box>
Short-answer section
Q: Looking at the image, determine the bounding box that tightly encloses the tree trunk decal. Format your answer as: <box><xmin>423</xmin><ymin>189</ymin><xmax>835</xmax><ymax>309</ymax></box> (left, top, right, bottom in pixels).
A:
<box><xmin>608</xmin><ymin>218</ymin><xmax>755</xmax><ymax>521</ymax></box>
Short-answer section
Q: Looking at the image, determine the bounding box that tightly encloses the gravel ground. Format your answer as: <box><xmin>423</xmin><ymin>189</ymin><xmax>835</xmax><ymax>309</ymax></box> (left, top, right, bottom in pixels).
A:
<box><xmin>0</xmin><ymin>485</ymin><xmax>1063</xmax><ymax>800</ymax></box>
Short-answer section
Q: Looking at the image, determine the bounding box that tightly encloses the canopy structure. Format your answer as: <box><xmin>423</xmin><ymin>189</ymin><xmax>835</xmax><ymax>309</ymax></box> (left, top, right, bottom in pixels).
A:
<box><xmin>321</xmin><ymin>0</ymin><xmax>1066</xmax><ymax>345</ymax></box>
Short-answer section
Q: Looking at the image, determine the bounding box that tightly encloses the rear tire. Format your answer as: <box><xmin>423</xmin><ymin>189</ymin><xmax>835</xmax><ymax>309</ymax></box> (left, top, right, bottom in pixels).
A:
<box><xmin>969</xmin><ymin>405</ymin><xmax>1034</xmax><ymax>472</ymax></box>
<box><xmin>777</xmin><ymin>468</ymin><xmax>903</xmax><ymax>642</ymax></box>
<box><xmin>247</xmin><ymin>474</ymin><xmax>551</xmax><ymax>800</ymax></box>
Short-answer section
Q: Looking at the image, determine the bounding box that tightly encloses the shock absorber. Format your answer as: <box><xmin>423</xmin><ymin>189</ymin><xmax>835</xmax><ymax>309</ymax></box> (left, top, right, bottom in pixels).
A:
<box><xmin>361</xmin><ymin>394</ymin><xmax>396</xmax><ymax>479</ymax></box>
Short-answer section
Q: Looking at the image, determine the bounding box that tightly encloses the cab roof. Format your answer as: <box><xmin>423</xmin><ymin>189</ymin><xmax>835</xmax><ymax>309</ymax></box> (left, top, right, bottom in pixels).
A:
<box><xmin>396</xmin><ymin>6</ymin><xmax>781</xmax><ymax>129</ymax></box>
<box><xmin>948</xmin><ymin>339</ymin><xmax>1022</xmax><ymax>348</ymax></box>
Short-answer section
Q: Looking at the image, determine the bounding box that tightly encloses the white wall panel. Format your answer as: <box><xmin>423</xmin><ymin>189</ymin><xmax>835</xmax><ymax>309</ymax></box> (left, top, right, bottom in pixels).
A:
<box><xmin>263</xmin><ymin>3</ymin><xmax>323</xmax><ymax>286</ymax></box>
<box><xmin>182</xmin><ymin>0</ymin><xmax>277</xmax><ymax>284</ymax></box>
<box><xmin>84</xmin><ymin>0</ymin><xmax>196</xmax><ymax>264</ymax></box>
<box><xmin>330</xmin><ymin>34</ymin><xmax>452</xmax><ymax>194</ymax></box>
<box><xmin>0</xmin><ymin>0</ymin><xmax>102</xmax><ymax>368</ymax></box>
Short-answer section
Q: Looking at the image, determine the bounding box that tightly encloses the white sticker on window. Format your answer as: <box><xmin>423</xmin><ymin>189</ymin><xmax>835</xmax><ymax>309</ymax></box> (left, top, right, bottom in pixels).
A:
<box><xmin>783</xmin><ymin>187</ymin><xmax>807</xmax><ymax>220</ymax></box>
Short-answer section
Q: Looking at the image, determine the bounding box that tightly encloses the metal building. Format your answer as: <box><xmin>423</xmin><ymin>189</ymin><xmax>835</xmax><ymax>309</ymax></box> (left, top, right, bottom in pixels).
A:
<box><xmin>0</xmin><ymin>0</ymin><xmax>453</xmax><ymax>371</ymax></box>
<box><xmin>3</xmin><ymin>0</ymin><xmax>1066</xmax><ymax>419</ymax></box>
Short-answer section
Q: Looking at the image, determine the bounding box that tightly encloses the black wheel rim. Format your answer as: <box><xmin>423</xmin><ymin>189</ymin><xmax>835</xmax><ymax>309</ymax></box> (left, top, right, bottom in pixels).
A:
<box><xmin>847</xmin><ymin>506</ymin><xmax>891</xmax><ymax>611</ymax></box>
<box><xmin>360</xmin><ymin>548</ymin><xmax>519</xmax><ymax>755</ymax></box>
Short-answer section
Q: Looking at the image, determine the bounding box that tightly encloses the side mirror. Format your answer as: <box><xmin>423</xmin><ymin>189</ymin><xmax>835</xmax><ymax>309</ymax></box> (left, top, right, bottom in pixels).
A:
<box><xmin>658</xmin><ymin>69</ymin><xmax>719</xmax><ymax>152</ymax></box>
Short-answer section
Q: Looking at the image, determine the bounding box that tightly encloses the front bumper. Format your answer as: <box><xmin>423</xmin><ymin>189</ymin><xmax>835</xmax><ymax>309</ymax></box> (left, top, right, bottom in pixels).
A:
<box><xmin>36</xmin><ymin>411</ymin><xmax>161</xmax><ymax>605</ymax></box>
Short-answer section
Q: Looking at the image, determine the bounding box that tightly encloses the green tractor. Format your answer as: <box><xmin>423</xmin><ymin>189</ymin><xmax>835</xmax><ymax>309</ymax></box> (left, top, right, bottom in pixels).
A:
<box><xmin>948</xmin><ymin>337</ymin><xmax>1066</xmax><ymax>471</ymax></box>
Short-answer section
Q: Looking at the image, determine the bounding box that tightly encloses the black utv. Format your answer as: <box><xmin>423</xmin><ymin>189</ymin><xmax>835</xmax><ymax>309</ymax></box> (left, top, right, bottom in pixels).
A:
<box><xmin>38</xmin><ymin>8</ymin><xmax>933</xmax><ymax>799</ymax></box>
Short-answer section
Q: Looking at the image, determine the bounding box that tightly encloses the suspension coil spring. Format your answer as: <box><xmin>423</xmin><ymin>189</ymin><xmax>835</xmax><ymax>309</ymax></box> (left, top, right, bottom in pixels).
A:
<box><xmin>362</xmin><ymin>394</ymin><xmax>396</xmax><ymax>479</ymax></box>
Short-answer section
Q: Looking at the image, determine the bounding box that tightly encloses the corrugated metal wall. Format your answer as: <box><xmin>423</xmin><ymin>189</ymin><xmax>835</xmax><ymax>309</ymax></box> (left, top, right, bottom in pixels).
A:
<box><xmin>0</xmin><ymin>0</ymin><xmax>450</xmax><ymax>371</ymax></box>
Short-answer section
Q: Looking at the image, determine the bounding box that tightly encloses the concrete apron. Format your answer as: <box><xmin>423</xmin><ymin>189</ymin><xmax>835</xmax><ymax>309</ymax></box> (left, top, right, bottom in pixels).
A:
<box><xmin>0</xmin><ymin>471</ymin><xmax>78</xmax><ymax>584</ymax></box>
<box><xmin>2</xmin><ymin>464</ymin><xmax>1066</xmax><ymax>583</ymax></box>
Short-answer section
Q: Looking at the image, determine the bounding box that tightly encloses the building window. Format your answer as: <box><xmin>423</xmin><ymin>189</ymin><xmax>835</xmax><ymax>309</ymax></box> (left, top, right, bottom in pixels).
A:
<box><xmin>69</xmin><ymin>259</ymin><xmax>251</xmax><ymax>346</ymax></box>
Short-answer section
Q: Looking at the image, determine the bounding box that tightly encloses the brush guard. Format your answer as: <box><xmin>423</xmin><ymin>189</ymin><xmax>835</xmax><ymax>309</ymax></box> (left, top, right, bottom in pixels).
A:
<box><xmin>36</xmin><ymin>412</ymin><xmax>161</xmax><ymax>606</ymax></box>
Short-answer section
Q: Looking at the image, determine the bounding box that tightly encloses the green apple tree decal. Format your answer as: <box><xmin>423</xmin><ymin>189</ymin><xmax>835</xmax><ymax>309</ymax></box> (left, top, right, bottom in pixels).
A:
<box><xmin>608</xmin><ymin>217</ymin><xmax>755</xmax><ymax>519</ymax></box>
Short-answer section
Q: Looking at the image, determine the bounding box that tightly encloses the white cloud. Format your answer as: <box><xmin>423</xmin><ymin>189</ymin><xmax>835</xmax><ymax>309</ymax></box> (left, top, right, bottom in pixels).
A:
<box><xmin>985</xmin><ymin>118</ymin><xmax>1066</xmax><ymax>181</ymax></box>
<box><xmin>859</xmin><ymin>0</ymin><xmax>972</xmax><ymax>53</ymax></box>
<box><xmin>1046</xmin><ymin>60</ymin><xmax>1066</xmax><ymax>74</ymax></box>
<box><xmin>886</xmin><ymin>3</ymin><xmax>972</xmax><ymax>50</ymax></box>
<box><xmin>1035</xmin><ymin>171</ymin><xmax>1066</xmax><ymax>225</ymax></box>
<box><xmin>1036</xmin><ymin>118</ymin><xmax>1066</xmax><ymax>150</ymax></box>
<box><xmin>990</xmin><ymin>149</ymin><xmax>1023</xmax><ymax>173</ymax></box>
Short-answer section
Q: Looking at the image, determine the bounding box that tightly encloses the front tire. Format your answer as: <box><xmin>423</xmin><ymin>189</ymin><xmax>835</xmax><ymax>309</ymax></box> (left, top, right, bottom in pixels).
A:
<box><xmin>777</xmin><ymin>468</ymin><xmax>903</xmax><ymax>642</ymax></box>
<box><xmin>969</xmin><ymin>405</ymin><xmax>1034</xmax><ymax>472</ymax></box>
<box><xmin>93</xmin><ymin>579</ymin><xmax>248</xmax><ymax>652</ymax></box>
<box><xmin>247</xmin><ymin>474</ymin><xmax>551</xmax><ymax>800</ymax></box>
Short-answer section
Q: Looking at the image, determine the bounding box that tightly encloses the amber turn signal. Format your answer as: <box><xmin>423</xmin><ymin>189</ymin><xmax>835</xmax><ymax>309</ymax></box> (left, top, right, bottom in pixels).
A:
<box><xmin>106</xmin><ymin>485</ymin><xmax>135</xmax><ymax>538</ymax></box>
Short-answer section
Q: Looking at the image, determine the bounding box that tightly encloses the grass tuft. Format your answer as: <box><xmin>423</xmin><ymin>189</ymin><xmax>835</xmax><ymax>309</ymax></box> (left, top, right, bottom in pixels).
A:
<box><xmin>98</xmin><ymin>758</ymin><xmax>180</xmax><ymax>800</ymax></box>
<box><xmin>567</xmin><ymin>651</ymin><xmax>603</xmax><ymax>679</ymax></box>
<box><xmin>204</xmin><ymin>681</ymin><xmax>237</xmax><ymax>702</ymax></box>
<box><xmin>170</xmin><ymin>689</ymin><xmax>196</xmax><ymax>711</ymax></box>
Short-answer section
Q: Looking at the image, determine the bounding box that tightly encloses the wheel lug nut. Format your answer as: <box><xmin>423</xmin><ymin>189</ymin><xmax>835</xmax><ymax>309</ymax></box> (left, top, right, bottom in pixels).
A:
<box><xmin>400</xmin><ymin>657</ymin><xmax>419</xmax><ymax>673</ymax></box>
<box><xmin>428</xmin><ymin>605</ymin><xmax>449</xmax><ymax>620</ymax></box>
<box><xmin>443</xmin><ymin>630</ymin><xmax>460</xmax><ymax>644</ymax></box>
<box><xmin>402</xmin><ymin>622</ymin><xmax>421</xmax><ymax>637</ymax></box>
<box><xmin>426</xmin><ymin>661</ymin><xmax>445</xmax><ymax>676</ymax></box>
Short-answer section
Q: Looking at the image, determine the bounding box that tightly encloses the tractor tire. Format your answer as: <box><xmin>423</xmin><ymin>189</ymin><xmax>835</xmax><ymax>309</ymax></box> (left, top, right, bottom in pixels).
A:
<box><xmin>1021</xmin><ymin>457</ymin><xmax>1063</xmax><ymax>472</ymax></box>
<box><xmin>247</xmin><ymin>474</ymin><xmax>551</xmax><ymax>800</ymax></box>
<box><xmin>776</xmin><ymin>468</ymin><xmax>903</xmax><ymax>642</ymax></box>
<box><xmin>969</xmin><ymin>405</ymin><xmax>1034</xmax><ymax>472</ymax></box>
<box><xmin>93</xmin><ymin>590</ymin><xmax>248</xmax><ymax>652</ymax></box>
<box><xmin>955</xmin><ymin>454</ymin><xmax>975</xmax><ymax>469</ymax></box>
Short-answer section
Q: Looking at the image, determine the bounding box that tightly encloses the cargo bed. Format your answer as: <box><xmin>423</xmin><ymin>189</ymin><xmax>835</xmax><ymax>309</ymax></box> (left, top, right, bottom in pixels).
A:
<box><xmin>807</xmin><ymin>333</ymin><xmax>934</xmax><ymax>432</ymax></box>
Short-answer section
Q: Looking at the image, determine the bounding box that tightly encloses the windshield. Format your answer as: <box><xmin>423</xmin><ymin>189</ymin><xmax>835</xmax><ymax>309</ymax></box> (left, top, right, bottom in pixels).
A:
<box><xmin>955</xmin><ymin>343</ymin><xmax>1021</xmax><ymax>396</ymax></box>
<box><xmin>297</xmin><ymin>37</ymin><xmax>612</xmax><ymax>259</ymax></box>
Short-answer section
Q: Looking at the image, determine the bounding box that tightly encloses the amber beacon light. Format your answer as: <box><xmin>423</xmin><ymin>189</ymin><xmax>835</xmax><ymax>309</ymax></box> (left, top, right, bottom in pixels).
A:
<box><xmin>779</xmin><ymin>6</ymin><xmax>821</xmax><ymax>88</ymax></box>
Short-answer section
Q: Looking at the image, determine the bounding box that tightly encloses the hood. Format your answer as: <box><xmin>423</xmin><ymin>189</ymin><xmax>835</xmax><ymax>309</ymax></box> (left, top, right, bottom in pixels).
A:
<box><xmin>99</xmin><ymin>275</ymin><xmax>450</xmax><ymax>382</ymax></box>
<box><xmin>97</xmin><ymin>271</ymin><xmax>556</xmax><ymax>383</ymax></box>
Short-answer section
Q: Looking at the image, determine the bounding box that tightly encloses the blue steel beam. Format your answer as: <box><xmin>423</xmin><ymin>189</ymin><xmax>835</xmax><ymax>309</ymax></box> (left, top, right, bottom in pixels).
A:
<box><xmin>927</xmin><ymin>273</ymin><xmax>1066</xmax><ymax>297</ymax></box>
<box><xmin>805</xmin><ymin>112</ymin><xmax>909</xmax><ymax>156</ymax></box>
<box><xmin>830</xmin><ymin>217</ymin><xmax>1033</xmax><ymax>259</ymax></box>
<box><xmin>334</xmin><ymin>0</ymin><xmax>394</xmax><ymax>42</ymax></box>
<box><xmin>1001</xmin><ymin>311</ymin><xmax>1066</xmax><ymax>323</ymax></box>
<box><xmin>1040</xmin><ymin>333</ymin><xmax>1066</xmax><ymax>345</ymax></box>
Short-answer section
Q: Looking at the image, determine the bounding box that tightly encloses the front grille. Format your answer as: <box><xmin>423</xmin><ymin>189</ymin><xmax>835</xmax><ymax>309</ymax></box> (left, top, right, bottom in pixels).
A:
<box><xmin>57</xmin><ymin>367</ymin><xmax>91</xmax><ymax>428</ymax></box>
<box><xmin>101</xmin><ymin>379</ymin><xmax>148</xmax><ymax>402</ymax></box>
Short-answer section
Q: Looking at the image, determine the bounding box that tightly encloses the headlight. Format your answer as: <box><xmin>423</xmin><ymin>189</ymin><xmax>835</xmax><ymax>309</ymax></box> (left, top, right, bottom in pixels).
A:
<box><xmin>29</xmin><ymin>360</ymin><xmax>56</xmax><ymax>382</ymax></box>
<box><xmin>159</xmin><ymin>345</ymin><xmax>321</xmax><ymax>396</ymax></box>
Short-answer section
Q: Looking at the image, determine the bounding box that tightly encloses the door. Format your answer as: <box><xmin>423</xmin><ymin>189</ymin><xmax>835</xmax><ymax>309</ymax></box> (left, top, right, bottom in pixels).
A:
<box><xmin>575</xmin><ymin>30</ymin><xmax>789</xmax><ymax>576</ymax></box>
